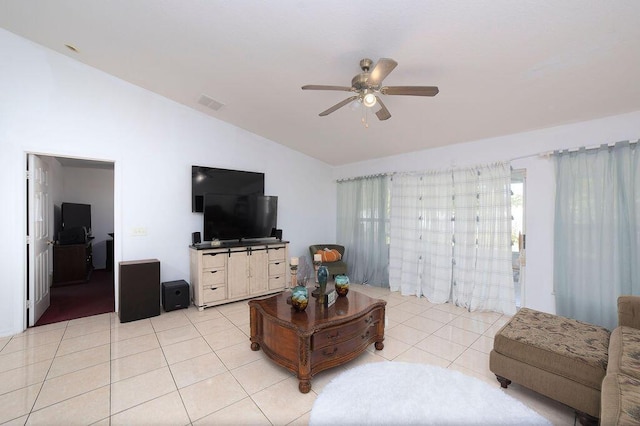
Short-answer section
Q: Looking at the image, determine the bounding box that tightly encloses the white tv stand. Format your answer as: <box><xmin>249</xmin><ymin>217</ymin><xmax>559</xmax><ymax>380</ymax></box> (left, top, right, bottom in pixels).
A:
<box><xmin>189</xmin><ymin>240</ymin><xmax>289</xmax><ymax>310</ymax></box>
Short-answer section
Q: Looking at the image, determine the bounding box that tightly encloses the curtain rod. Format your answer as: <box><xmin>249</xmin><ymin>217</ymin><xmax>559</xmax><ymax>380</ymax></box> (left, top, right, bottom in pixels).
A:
<box><xmin>336</xmin><ymin>172</ymin><xmax>393</xmax><ymax>183</ymax></box>
<box><xmin>511</xmin><ymin>138</ymin><xmax>639</xmax><ymax>162</ymax></box>
<box><xmin>336</xmin><ymin>160</ymin><xmax>510</xmax><ymax>182</ymax></box>
<box><xmin>337</xmin><ymin>139</ymin><xmax>638</xmax><ymax>182</ymax></box>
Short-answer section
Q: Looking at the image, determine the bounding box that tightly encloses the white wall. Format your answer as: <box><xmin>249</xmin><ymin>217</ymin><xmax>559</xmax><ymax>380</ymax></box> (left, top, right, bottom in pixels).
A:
<box><xmin>0</xmin><ymin>29</ymin><xmax>335</xmax><ymax>337</ymax></box>
<box><xmin>61</xmin><ymin>166</ymin><xmax>115</xmax><ymax>269</ymax></box>
<box><xmin>332</xmin><ymin>110</ymin><xmax>640</xmax><ymax>314</ymax></box>
<box><xmin>3</xmin><ymin>28</ymin><xmax>638</xmax><ymax>336</ymax></box>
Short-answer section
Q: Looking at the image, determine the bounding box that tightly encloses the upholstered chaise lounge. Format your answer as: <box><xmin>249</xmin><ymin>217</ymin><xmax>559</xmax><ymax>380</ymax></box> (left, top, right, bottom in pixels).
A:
<box><xmin>490</xmin><ymin>297</ymin><xmax>640</xmax><ymax>425</ymax></box>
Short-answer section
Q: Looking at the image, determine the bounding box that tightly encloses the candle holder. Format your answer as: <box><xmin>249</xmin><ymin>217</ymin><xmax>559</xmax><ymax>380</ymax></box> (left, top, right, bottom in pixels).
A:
<box><xmin>313</xmin><ymin>260</ymin><xmax>322</xmax><ymax>284</ymax></box>
<box><xmin>289</xmin><ymin>264</ymin><xmax>298</xmax><ymax>289</ymax></box>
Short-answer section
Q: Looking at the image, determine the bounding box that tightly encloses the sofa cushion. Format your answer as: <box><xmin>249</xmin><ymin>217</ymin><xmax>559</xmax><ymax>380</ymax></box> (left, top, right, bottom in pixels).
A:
<box><xmin>607</xmin><ymin>326</ymin><xmax>640</xmax><ymax>380</ymax></box>
<box><xmin>494</xmin><ymin>308</ymin><xmax>610</xmax><ymax>390</ymax></box>
<box><xmin>601</xmin><ymin>373</ymin><xmax>640</xmax><ymax>425</ymax></box>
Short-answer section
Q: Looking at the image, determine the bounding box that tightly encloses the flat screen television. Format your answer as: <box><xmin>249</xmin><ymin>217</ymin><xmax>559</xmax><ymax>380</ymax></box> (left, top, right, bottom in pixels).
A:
<box><xmin>203</xmin><ymin>193</ymin><xmax>277</xmax><ymax>242</ymax></box>
<box><xmin>61</xmin><ymin>202</ymin><xmax>91</xmax><ymax>234</ymax></box>
<box><xmin>192</xmin><ymin>166</ymin><xmax>264</xmax><ymax>212</ymax></box>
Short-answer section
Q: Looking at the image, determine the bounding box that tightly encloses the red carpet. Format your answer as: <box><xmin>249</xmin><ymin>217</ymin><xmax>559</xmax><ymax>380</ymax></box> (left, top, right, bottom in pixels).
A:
<box><xmin>36</xmin><ymin>269</ymin><xmax>115</xmax><ymax>326</ymax></box>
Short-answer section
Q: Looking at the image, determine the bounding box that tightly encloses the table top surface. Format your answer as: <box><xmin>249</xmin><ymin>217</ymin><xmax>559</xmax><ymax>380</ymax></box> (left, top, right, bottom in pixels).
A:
<box><xmin>190</xmin><ymin>239</ymin><xmax>289</xmax><ymax>250</ymax></box>
<box><xmin>248</xmin><ymin>289</ymin><xmax>385</xmax><ymax>331</ymax></box>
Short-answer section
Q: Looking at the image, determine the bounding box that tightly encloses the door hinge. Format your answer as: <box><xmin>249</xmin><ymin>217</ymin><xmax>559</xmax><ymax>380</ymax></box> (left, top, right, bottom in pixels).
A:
<box><xmin>26</xmin><ymin>235</ymin><xmax>32</xmax><ymax>244</ymax></box>
<box><xmin>26</xmin><ymin>300</ymin><xmax>32</xmax><ymax>310</ymax></box>
<box><xmin>26</xmin><ymin>170</ymin><xmax>32</xmax><ymax>179</ymax></box>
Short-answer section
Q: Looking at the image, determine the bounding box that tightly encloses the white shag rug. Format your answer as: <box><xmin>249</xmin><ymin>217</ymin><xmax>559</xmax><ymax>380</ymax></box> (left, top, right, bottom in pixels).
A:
<box><xmin>309</xmin><ymin>362</ymin><xmax>551</xmax><ymax>426</ymax></box>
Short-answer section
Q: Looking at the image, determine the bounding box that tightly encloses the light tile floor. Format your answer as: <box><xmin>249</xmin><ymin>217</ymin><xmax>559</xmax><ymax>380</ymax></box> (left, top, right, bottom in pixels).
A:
<box><xmin>0</xmin><ymin>284</ymin><xmax>576</xmax><ymax>425</ymax></box>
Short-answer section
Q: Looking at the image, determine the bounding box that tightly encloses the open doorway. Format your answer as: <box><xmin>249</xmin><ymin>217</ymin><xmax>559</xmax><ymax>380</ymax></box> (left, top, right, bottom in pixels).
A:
<box><xmin>511</xmin><ymin>170</ymin><xmax>526</xmax><ymax>308</ymax></box>
<box><xmin>27</xmin><ymin>154</ymin><xmax>115</xmax><ymax>326</ymax></box>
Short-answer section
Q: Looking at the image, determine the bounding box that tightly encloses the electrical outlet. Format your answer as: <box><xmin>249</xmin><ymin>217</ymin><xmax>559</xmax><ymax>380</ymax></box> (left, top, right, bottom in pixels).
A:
<box><xmin>131</xmin><ymin>227</ymin><xmax>147</xmax><ymax>237</ymax></box>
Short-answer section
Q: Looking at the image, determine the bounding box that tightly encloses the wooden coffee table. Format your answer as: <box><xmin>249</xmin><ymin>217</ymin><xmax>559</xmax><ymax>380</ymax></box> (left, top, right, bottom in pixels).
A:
<box><xmin>249</xmin><ymin>289</ymin><xmax>386</xmax><ymax>393</ymax></box>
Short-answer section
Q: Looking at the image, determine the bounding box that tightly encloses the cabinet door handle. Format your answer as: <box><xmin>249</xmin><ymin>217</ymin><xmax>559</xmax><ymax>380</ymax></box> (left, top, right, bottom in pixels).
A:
<box><xmin>361</xmin><ymin>330</ymin><xmax>371</xmax><ymax>340</ymax></box>
<box><xmin>210</xmin><ymin>270</ymin><xmax>218</xmax><ymax>274</ymax></box>
<box><xmin>210</xmin><ymin>286</ymin><xmax>218</xmax><ymax>291</ymax></box>
<box><xmin>322</xmin><ymin>347</ymin><xmax>338</xmax><ymax>356</ymax></box>
<box><xmin>205</xmin><ymin>253</ymin><xmax>218</xmax><ymax>256</ymax></box>
<box><xmin>364</xmin><ymin>315</ymin><xmax>373</xmax><ymax>325</ymax></box>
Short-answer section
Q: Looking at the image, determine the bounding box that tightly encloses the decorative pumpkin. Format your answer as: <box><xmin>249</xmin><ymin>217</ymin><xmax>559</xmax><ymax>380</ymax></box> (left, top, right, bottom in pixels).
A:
<box><xmin>316</xmin><ymin>248</ymin><xmax>342</xmax><ymax>263</ymax></box>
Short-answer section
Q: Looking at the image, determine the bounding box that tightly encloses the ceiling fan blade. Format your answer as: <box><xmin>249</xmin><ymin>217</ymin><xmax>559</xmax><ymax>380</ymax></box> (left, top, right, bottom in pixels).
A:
<box><xmin>302</xmin><ymin>85</ymin><xmax>353</xmax><ymax>92</ymax></box>
<box><xmin>368</xmin><ymin>58</ymin><xmax>398</xmax><ymax>87</ymax></box>
<box><xmin>319</xmin><ymin>95</ymin><xmax>359</xmax><ymax>116</ymax></box>
<box><xmin>375</xmin><ymin>96</ymin><xmax>391</xmax><ymax>121</ymax></box>
<box><xmin>381</xmin><ymin>86</ymin><xmax>439</xmax><ymax>96</ymax></box>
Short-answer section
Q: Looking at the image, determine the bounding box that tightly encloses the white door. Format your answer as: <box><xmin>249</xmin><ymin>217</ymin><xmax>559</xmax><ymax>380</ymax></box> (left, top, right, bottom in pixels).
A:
<box><xmin>28</xmin><ymin>154</ymin><xmax>52</xmax><ymax>326</ymax></box>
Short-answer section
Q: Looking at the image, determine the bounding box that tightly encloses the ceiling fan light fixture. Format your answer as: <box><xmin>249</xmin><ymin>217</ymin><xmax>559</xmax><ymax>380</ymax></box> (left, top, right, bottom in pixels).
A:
<box><xmin>363</xmin><ymin>91</ymin><xmax>377</xmax><ymax>108</ymax></box>
<box><xmin>302</xmin><ymin>57</ymin><xmax>439</xmax><ymax>121</ymax></box>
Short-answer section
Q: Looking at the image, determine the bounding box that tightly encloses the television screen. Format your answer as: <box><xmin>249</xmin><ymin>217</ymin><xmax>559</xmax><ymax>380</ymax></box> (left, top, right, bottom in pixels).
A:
<box><xmin>61</xmin><ymin>202</ymin><xmax>91</xmax><ymax>233</ymax></box>
<box><xmin>204</xmin><ymin>194</ymin><xmax>277</xmax><ymax>242</ymax></box>
<box><xmin>192</xmin><ymin>166</ymin><xmax>264</xmax><ymax>212</ymax></box>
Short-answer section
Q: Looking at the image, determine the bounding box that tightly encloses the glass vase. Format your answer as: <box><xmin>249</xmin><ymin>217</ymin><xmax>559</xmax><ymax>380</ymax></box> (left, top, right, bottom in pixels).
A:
<box><xmin>291</xmin><ymin>285</ymin><xmax>309</xmax><ymax>312</ymax></box>
<box><xmin>335</xmin><ymin>274</ymin><xmax>349</xmax><ymax>297</ymax></box>
<box><xmin>317</xmin><ymin>265</ymin><xmax>329</xmax><ymax>298</ymax></box>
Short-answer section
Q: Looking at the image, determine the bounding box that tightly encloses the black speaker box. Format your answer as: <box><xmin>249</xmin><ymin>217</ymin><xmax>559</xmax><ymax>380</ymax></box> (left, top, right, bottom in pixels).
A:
<box><xmin>270</xmin><ymin>228</ymin><xmax>283</xmax><ymax>240</ymax></box>
<box><xmin>119</xmin><ymin>259</ymin><xmax>161</xmax><ymax>323</ymax></box>
<box><xmin>162</xmin><ymin>280</ymin><xmax>190</xmax><ymax>312</ymax></box>
<box><xmin>192</xmin><ymin>232</ymin><xmax>201</xmax><ymax>245</ymax></box>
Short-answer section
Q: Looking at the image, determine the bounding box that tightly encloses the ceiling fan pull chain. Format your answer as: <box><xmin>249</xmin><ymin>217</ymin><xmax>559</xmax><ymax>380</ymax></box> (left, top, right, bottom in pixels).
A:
<box><xmin>361</xmin><ymin>103</ymin><xmax>369</xmax><ymax>128</ymax></box>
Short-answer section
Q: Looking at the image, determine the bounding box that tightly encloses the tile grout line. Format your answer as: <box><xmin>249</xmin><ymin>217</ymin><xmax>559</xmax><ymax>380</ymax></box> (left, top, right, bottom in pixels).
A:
<box><xmin>23</xmin><ymin>319</ymin><xmax>70</xmax><ymax>423</ymax></box>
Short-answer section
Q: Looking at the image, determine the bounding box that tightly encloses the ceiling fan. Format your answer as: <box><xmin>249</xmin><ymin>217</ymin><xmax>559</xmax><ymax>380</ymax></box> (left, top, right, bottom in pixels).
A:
<box><xmin>302</xmin><ymin>58</ymin><xmax>439</xmax><ymax>121</ymax></box>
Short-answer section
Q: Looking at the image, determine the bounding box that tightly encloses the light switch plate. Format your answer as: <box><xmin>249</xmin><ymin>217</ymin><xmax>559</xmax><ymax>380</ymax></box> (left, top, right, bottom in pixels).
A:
<box><xmin>131</xmin><ymin>227</ymin><xmax>147</xmax><ymax>236</ymax></box>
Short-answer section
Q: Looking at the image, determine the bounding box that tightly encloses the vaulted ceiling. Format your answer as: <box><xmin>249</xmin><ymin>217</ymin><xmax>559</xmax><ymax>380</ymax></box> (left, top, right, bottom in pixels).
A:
<box><xmin>2</xmin><ymin>1</ymin><xmax>639</xmax><ymax>165</ymax></box>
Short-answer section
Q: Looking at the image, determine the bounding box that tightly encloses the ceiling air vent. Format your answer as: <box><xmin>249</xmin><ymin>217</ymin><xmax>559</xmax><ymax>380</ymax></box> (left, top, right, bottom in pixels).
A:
<box><xmin>197</xmin><ymin>94</ymin><xmax>224</xmax><ymax>111</ymax></box>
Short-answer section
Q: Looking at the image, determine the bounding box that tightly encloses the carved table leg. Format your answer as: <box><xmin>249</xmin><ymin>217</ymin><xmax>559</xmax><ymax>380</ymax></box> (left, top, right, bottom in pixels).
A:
<box><xmin>375</xmin><ymin>310</ymin><xmax>385</xmax><ymax>351</ymax></box>
<box><xmin>297</xmin><ymin>335</ymin><xmax>312</xmax><ymax>393</ymax></box>
<box><xmin>299</xmin><ymin>379</ymin><xmax>311</xmax><ymax>394</ymax></box>
<box><xmin>250</xmin><ymin>342</ymin><xmax>260</xmax><ymax>351</ymax></box>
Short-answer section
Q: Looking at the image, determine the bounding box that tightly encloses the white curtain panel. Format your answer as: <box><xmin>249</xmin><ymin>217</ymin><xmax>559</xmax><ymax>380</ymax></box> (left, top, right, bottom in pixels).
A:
<box><xmin>389</xmin><ymin>174</ymin><xmax>430</xmax><ymax>297</ymax></box>
<box><xmin>554</xmin><ymin>141</ymin><xmax>639</xmax><ymax>329</ymax></box>
<box><xmin>390</xmin><ymin>163</ymin><xmax>515</xmax><ymax>314</ymax></box>
<box><xmin>389</xmin><ymin>173</ymin><xmax>454</xmax><ymax>301</ymax></box>
<box><xmin>450</xmin><ymin>168</ymin><xmax>479</xmax><ymax>309</ymax></box>
<box><xmin>467</xmin><ymin>164</ymin><xmax>515</xmax><ymax>314</ymax></box>
<box><xmin>419</xmin><ymin>172</ymin><xmax>456</xmax><ymax>303</ymax></box>
<box><xmin>337</xmin><ymin>175</ymin><xmax>391</xmax><ymax>287</ymax></box>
